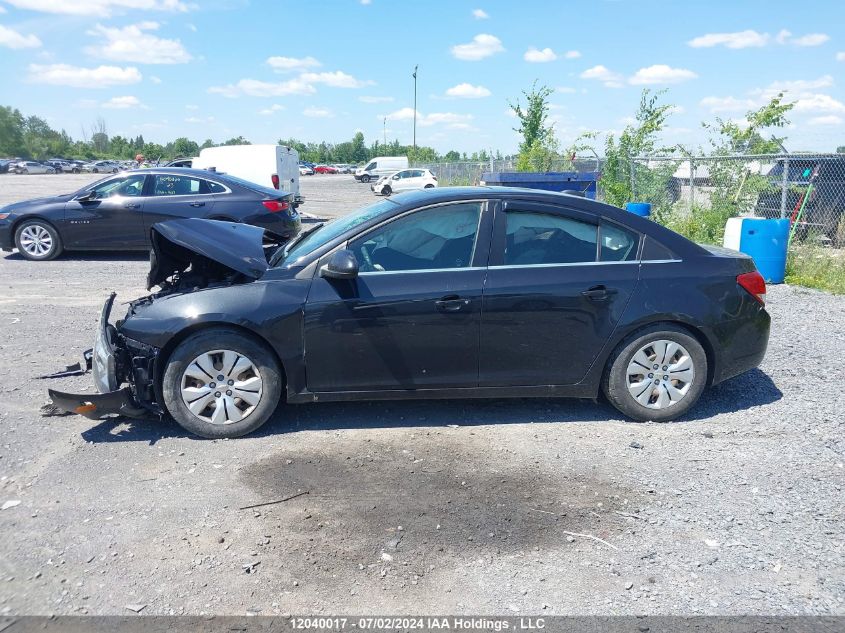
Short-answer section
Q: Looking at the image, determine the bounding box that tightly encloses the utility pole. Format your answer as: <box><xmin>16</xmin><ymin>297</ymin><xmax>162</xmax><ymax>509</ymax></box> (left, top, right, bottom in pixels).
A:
<box><xmin>412</xmin><ymin>64</ymin><xmax>418</xmax><ymax>158</ymax></box>
<box><xmin>383</xmin><ymin>117</ymin><xmax>387</xmax><ymax>146</ymax></box>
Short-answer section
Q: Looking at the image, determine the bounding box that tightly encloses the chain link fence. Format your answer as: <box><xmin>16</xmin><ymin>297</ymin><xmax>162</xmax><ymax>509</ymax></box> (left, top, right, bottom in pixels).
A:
<box><xmin>414</xmin><ymin>156</ymin><xmax>603</xmax><ymax>187</ymax></box>
<box><xmin>630</xmin><ymin>153</ymin><xmax>845</xmax><ymax>248</ymax></box>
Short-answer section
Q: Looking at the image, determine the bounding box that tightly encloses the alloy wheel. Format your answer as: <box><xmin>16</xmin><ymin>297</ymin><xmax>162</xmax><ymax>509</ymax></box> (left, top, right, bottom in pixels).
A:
<box><xmin>180</xmin><ymin>349</ymin><xmax>263</xmax><ymax>425</ymax></box>
<box><xmin>625</xmin><ymin>339</ymin><xmax>695</xmax><ymax>409</ymax></box>
<box><xmin>19</xmin><ymin>225</ymin><xmax>54</xmax><ymax>258</ymax></box>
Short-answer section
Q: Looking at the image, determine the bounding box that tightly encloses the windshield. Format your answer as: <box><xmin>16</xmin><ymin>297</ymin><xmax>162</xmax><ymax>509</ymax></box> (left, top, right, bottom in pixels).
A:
<box><xmin>272</xmin><ymin>198</ymin><xmax>398</xmax><ymax>267</ymax></box>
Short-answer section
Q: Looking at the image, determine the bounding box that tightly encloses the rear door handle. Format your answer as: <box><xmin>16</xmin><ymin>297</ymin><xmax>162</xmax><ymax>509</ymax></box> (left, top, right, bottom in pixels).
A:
<box><xmin>124</xmin><ymin>203</ymin><xmax>141</xmax><ymax>209</ymax></box>
<box><xmin>189</xmin><ymin>201</ymin><xmax>205</xmax><ymax>208</ymax></box>
<box><xmin>435</xmin><ymin>295</ymin><xmax>471</xmax><ymax>312</ymax></box>
<box><xmin>581</xmin><ymin>285</ymin><xmax>617</xmax><ymax>300</ymax></box>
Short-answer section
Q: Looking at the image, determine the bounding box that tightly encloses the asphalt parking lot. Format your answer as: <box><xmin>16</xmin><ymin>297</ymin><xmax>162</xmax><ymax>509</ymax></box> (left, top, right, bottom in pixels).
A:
<box><xmin>0</xmin><ymin>174</ymin><xmax>843</xmax><ymax>616</ymax></box>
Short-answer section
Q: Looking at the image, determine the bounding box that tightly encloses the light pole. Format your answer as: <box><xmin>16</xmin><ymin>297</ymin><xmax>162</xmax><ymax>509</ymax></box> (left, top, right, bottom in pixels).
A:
<box><xmin>412</xmin><ymin>64</ymin><xmax>418</xmax><ymax>158</ymax></box>
<box><xmin>383</xmin><ymin>117</ymin><xmax>387</xmax><ymax>146</ymax></box>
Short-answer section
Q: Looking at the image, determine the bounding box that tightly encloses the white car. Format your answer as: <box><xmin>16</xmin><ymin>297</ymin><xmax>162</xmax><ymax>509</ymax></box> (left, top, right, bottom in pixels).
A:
<box><xmin>299</xmin><ymin>165</ymin><xmax>314</xmax><ymax>176</ymax></box>
<box><xmin>371</xmin><ymin>168</ymin><xmax>438</xmax><ymax>196</ymax></box>
<box><xmin>15</xmin><ymin>161</ymin><xmax>55</xmax><ymax>174</ymax></box>
<box><xmin>82</xmin><ymin>160</ymin><xmax>120</xmax><ymax>174</ymax></box>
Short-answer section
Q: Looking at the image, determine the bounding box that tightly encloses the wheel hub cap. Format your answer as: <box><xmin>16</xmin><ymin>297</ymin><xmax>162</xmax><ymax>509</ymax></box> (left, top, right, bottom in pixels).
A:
<box><xmin>180</xmin><ymin>349</ymin><xmax>263</xmax><ymax>425</ymax></box>
<box><xmin>20</xmin><ymin>226</ymin><xmax>53</xmax><ymax>257</ymax></box>
<box><xmin>626</xmin><ymin>339</ymin><xmax>694</xmax><ymax>410</ymax></box>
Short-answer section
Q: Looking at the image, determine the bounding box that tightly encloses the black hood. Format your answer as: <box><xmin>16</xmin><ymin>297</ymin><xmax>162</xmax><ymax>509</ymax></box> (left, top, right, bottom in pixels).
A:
<box><xmin>147</xmin><ymin>218</ymin><xmax>270</xmax><ymax>290</ymax></box>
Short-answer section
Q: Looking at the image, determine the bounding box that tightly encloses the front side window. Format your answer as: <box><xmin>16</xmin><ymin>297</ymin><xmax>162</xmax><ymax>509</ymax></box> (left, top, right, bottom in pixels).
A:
<box><xmin>364</xmin><ymin>162</ymin><xmax>376</xmax><ymax>171</ymax></box>
<box><xmin>90</xmin><ymin>174</ymin><xmax>146</xmax><ymax>199</ymax></box>
<box><xmin>152</xmin><ymin>174</ymin><xmax>203</xmax><ymax>196</ymax></box>
<box><xmin>349</xmin><ymin>202</ymin><xmax>482</xmax><ymax>273</ymax></box>
<box><xmin>504</xmin><ymin>211</ymin><xmax>597</xmax><ymax>265</ymax></box>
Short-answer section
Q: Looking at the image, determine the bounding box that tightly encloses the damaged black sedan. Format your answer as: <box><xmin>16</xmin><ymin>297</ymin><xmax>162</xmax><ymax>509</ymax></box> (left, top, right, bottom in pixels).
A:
<box><xmin>49</xmin><ymin>187</ymin><xmax>771</xmax><ymax>438</ymax></box>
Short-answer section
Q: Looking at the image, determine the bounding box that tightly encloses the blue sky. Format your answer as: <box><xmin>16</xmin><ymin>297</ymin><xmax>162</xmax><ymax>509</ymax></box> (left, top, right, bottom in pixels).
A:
<box><xmin>1</xmin><ymin>0</ymin><xmax>844</xmax><ymax>154</ymax></box>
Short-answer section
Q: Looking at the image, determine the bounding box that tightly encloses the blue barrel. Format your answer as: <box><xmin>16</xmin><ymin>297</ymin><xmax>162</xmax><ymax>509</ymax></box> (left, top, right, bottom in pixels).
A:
<box><xmin>723</xmin><ymin>218</ymin><xmax>790</xmax><ymax>283</ymax></box>
<box><xmin>625</xmin><ymin>202</ymin><xmax>652</xmax><ymax>217</ymax></box>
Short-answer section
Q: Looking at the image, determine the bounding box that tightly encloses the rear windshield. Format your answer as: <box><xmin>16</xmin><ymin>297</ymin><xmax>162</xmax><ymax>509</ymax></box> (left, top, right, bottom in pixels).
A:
<box><xmin>213</xmin><ymin>173</ymin><xmax>287</xmax><ymax>198</ymax></box>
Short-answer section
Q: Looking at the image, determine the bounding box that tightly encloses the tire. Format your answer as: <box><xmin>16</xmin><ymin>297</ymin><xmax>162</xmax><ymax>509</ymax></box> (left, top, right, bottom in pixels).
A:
<box><xmin>72</xmin><ymin>168</ymin><xmax>80</xmax><ymax>174</ymax></box>
<box><xmin>382</xmin><ymin>185</ymin><xmax>392</xmax><ymax>196</ymax></box>
<box><xmin>92</xmin><ymin>168</ymin><xmax>99</xmax><ymax>173</ymax></box>
<box><xmin>602</xmin><ymin>325</ymin><xmax>707</xmax><ymax>422</ymax></box>
<box><xmin>424</xmin><ymin>184</ymin><xmax>435</xmax><ymax>189</ymax></box>
<box><xmin>14</xmin><ymin>219</ymin><xmax>63</xmax><ymax>261</ymax></box>
<box><xmin>22</xmin><ymin>168</ymin><xmax>28</xmax><ymax>174</ymax></box>
<box><xmin>361</xmin><ymin>175</ymin><xmax>371</xmax><ymax>183</ymax></box>
<box><xmin>161</xmin><ymin>328</ymin><xmax>282</xmax><ymax>439</ymax></box>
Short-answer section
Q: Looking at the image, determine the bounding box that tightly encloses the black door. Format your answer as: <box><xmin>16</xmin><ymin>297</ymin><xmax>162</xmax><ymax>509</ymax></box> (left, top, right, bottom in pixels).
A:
<box><xmin>304</xmin><ymin>200</ymin><xmax>492</xmax><ymax>392</ymax></box>
<box><xmin>140</xmin><ymin>173</ymin><xmax>217</xmax><ymax>232</ymax></box>
<box><xmin>480</xmin><ymin>201</ymin><xmax>641</xmax><ymax>387</ymax></box>
<box><xmin>62</xmin><ymin>174</ymin><xmax>148</xmax><ymax>249</ymax></box>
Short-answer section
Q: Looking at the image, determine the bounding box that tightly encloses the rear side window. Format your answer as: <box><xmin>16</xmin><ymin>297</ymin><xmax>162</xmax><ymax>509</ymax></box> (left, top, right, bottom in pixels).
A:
<box><xmin>504</xmin><ymin>211</ymin><xmax>597</xmax><ymax>265</ymax></box>
<box><xmin>206</xmin><ymin>180</ymin><xmax>227</xmax><ymax>193</ymax></box>
<box><xmin>152</xmin><ymin>174</ymin><xmax>205</xmax><ymax>196</ymax></box>
<box><xmin>600</xmin><ymin>222</ymin><xmax>639</xmax><ymax>261</ymax></box>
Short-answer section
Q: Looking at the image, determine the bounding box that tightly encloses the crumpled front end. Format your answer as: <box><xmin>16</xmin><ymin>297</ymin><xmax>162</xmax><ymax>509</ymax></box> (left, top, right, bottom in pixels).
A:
<box><xmin>47</xmin><ymin>293</ymin><xmax>161</xmax><ymax>420</ymax></box>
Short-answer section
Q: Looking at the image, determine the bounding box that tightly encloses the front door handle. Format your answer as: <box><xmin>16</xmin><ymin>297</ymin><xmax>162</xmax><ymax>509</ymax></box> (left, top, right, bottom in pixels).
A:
<box><xmin>435</xmin><ymin>295</ymin><xmax>471</xmax><ymax>312</ymax></box>
<box><xmin>189</xmin><ymin>201</ymin><xmax>205</xmax><ymax>208</ymax></box>
<box><xmin>124</xmin><ymin>202</ymin><xmax>141</xmax><ymax>209</ymax></box>
<box><xmin>581</xmin><ymin>285</ymin><xmax>617</xmax><ymax>301</ymax></box>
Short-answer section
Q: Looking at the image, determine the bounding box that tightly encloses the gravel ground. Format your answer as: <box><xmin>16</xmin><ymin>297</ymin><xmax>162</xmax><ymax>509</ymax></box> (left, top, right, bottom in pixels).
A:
<box><xmin>0</xmin><ymin>174</ymin><xmax>843</xmax><ymax>616</ymax></box>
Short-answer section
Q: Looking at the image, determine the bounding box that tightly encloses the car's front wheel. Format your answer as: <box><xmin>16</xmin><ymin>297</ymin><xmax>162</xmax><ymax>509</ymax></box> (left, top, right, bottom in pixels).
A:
<box><xmin>382</xmin><ymin>185</ymin><xmax>392</xmax><ymax>196</ymax></box>
<box><xmin>361</xmin><ymin>174</ymin><xmax>370</xmax><ymax>183</ymax></box>
<box><xmin>603</xmin><ymin>325</ymin><xmax>707</xmax><ymax>422</ymax></box>
<box><xmin>14</xmin><ymin>219</ymin><xmax>63</xmax><ymax>261</ymax></box>
<box><xmin>162</xmin><ymin>328</ymin><xmax>282</xmax><ymax>438</ymax></box>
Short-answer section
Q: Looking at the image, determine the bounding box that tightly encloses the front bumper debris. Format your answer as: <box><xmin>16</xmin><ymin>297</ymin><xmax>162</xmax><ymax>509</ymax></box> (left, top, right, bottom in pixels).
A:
<box><xmin>46</xmin><ymin>387</ymin><xmax>149</xmax><ymax>420</ymax></box>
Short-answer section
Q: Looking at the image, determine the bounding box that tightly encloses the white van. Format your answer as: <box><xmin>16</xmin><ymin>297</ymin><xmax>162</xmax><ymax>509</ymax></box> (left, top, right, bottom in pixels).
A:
<box><xmin>354</xmin><ymin>156</ymin><xmax>409</xmax><ymax>183</ymax></box>
<box><xmin>192</xmin><ymin>144</ymin><xmax>302</xmax><ymax>205</ymax></box>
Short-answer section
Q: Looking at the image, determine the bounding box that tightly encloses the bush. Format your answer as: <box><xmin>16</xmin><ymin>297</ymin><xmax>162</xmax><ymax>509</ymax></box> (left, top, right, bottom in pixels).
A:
<box><xmin>785</xmin><ymin>246</ymin><xmax>845</xmax><ymax>295</ymax></box>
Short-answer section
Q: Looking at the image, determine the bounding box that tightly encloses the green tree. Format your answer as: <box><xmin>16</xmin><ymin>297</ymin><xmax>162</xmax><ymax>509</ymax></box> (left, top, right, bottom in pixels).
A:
<box><xmin>509</xmin><ymin>81</ymin><xmax>555</xmax><ymax>156</ymax></box>
<box><xmin>222</xmin><ymin>136</ymin><xmax>250</xmax><ymax>146</ymax></box>
<box><xmin>200</xmin><ymin>138</ymin><xmax>215</xmax><ymax>150</ymax></box>
<box><xmin>837</xmin><ymin>145</ymin><xmax>845</xmax><ymax>153</ymax></box>
<box><xmin>443</xmin><ymin>150</ymin><xmax>461</xmax><ymax>162</ymax></box>
<box><xmin>705</xmin><ymin>92</ymin><xmax>793</xmax><ymax>155</ymax></box>
<box><xmin>170</xmin><ymin>137</ymin><xmax>199</xmax><ymax>157</ymax></box>
<box><xmin>0</xmin><ymin>106</ymin><xmax>25</xmax><ymax>156</ymax></box>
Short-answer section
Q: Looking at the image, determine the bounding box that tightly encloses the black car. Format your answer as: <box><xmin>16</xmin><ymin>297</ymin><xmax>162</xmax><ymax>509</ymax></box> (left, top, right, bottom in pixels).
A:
<box><xmin>755</xmin><ymin>156</ymin><xmax>845</xmax><ymax>245</ymax></box>
<box><xmin>49</xmin><ymin>187</ymin><xmax>771</xmax><ymax>438</ymax></box>
<box><xmin>0</xmin><ymin>168</ymin><xmax>300</xmax><ymax>260</ymax></box>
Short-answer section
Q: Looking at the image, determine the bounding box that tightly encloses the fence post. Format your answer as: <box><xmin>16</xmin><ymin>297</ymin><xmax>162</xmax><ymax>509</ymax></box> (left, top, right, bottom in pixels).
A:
<box><xmin>628</xmin><ymin>154</ymin><xmax>635</xmax><ymax>201</ymax></box>
<box><xmin>779</xmin><ymin>155</ymin><xmax>790</xmax><ymax>219</ymax></box>
<box><xmin>689</xmin><ymin>157</ymin><xmax>696</xmax><ymax>210</ymax></box>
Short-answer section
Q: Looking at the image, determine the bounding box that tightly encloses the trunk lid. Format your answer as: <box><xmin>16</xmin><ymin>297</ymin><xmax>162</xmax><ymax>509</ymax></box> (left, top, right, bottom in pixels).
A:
<box><xmin>147</xmin><ymin>218</ymin><xmax>270</xmax><ymax>290</ymax></box>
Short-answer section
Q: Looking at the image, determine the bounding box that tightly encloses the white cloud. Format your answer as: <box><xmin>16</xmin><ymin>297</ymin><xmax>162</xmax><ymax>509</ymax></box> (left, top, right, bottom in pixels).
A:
<box><xmin>688</xmin><ymin>30</ymin><xmax>769</xmax><ymax>49</ymax></box>
<box><xmin>303</xmin><ymin>106</ymin><xmax>333</xmax><ymax>118</ymax></box>
<box><xmin>837</xmin><ymin>52</ymin><xmax>845</xmax><ymax>62</ymax></box>
<box><xmin>580</xmin><ymin>65</ymin><xmax>623</xmax><ymax>87</ymax></box>
<box><xmin>208</xmin><ymin>77</ymin><xmax>316</xmax><ymax>98</ymax></box>
<box><xmin>628</xmin><ymin>64</ymin><xmax>697</xmax><ymax>85</ymax></box>
<box><xmin>102</xmin><ymin>95</ymin><xmax>141</xmax><ymax>108</ymax></box>
<box><xmin>792</xmin><ymin>94</ymin><xmax>845</xmax><ymax>114</ymax></box>
<box><xmin>564</xmin><ymin>50</ymin><xmax>581</xmax><ymax>59</ymax></box>
<box><xmin>775</xmin><ymin>29</ymin><xmax>791</xmax><ymax>45</ymax></box>
<box><xmin>808</xmin><ymin>115</ymin><xmax>843</xmax><ymax>126</ymax></box>
<box><xmin>755</xmin><ymin>75</ymin><xmax>834</xmax><ymax>98</ymax></box>
<box><xmin>524</xmin><ymin>47</ymin><xmax>556</xmax><ymax>63</ymax></box>
<box><xmin>791</xmin><ymin>32</ymin><xmax>829</xmax><ymax>47</ymax></box>
<box><xmin>450</xmin><ymin>33</ymin><xmax>504</xmax><ymax>61</ymax></box>
<box><xmin>27</xmin><ymin>63</ymin><xmax>142</xmax><ymax>87</ymax></box>
<box><xmin>3</xmin><ymin>0</ymin><xmax>194</xmax><ymax>15</ymax></box>
<box><xmin>383</xmin><ymin>108</ymin><xmax>473</xmax><ymax>128</ymax></box>
<box><xmin>0</xmin><ymin>5</ymin><xmax>6</xmax><ymax>11</ymax></box>
<box><xmin>359</xmin><ymin>95</ymin><xmax>394</xmax><ymax>103</ymax></box>
<box><xmin>259</xmin><ymin>104</ymin><xmax>284</xmax><ymax>115</ymax></box>
<box><xmin>266</xmin><ymin>55</ymin><xmax>320</xmax><ymax>73</ymax></box>
<box><xmin>360</xmin><ymin>0</ymin><xmax>371</xmax><ymax>4</ymax></box>
<box><xmin>472</xmin><ymin>8</ymin><xmax>488</xmax><ymax>19</ymax></box>
<box><xmin>85</xmin><ymin>22</ymin><xmax>191</xmax><ymax>64</ymax></box>
<box><xmin>445</xmin><ymin>82</ymin><xmax>490</xmax><ymax>98</ymax></box>
<box><xmin>700</xmin><ymin>95</ymin><xmax>757</xmax><ymax>113</ymax></box>
<box><xmin>556</xmin><ymin>86</ymin><xmax>577</xmax><ymax>94</ymax></box>
<box><xmin>299</xmin><ymin>70</ymin><xmax>372</xmax><ymax>88</ymax></box>
<box><xmin>0</xmin><ymin>23</ymin><xmax>41</xmax><ymax>48</ymax></box>
<box><xmin>185</xmin><ymin>115</ymin><xmax>214</xmax><ymax>124</ymax></box>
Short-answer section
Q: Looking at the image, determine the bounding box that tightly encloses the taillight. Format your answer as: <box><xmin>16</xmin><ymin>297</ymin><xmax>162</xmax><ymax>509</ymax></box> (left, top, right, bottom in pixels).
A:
<box><xmin>737</xmin><ymin>271</ymin><xmax>766</xmax><ymax>305</ymax></box>
<box><xmin>271</xmin><ymin>174</ymin><xmax>280</xmax><ymax>189</ymax></box>
<box><xmin>262</xmin><ymin>200</ymin><xmax>290</xmax><ymax>213</ymax></box>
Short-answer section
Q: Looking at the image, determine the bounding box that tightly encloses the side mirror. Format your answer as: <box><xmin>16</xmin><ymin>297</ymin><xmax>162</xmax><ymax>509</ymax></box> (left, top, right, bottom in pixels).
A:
<box><xmin>320</xmin><ymin>249</ymin><xmax>359</xmax><ymax>280</ymax></box>
<box><xmin>392</xmin><ymin>175</ymin><xmax>400</xmax><ymax>180</ymax></box>
<box><xmin>75</xmin><ymin>190</ymin><xmax>97</xmax><ymax>202</ymax></box>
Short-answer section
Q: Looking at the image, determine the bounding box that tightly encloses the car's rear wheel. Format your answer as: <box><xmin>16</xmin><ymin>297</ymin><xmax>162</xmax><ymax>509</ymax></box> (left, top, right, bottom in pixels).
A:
<box><xmin>424</xmin><ymin>184</ymin><xmax>435</xmax><ymax>189</ymax></box>
<box><xmin>361</xmin><ymin>175</ymin><xmax>370</xmax><ymax>183</ymax></box>
<box><xmin>162</xmin><ymin>329</ymin><xmax>282</xmax><ymax>439</ymax></box>
<box><xmin>14</xmin><ymin>219</ymin><xmax>63</xmax><ymax>261</ymax></box>
<box><xmin>603</xmin><ymin>325</ymin><xmax>707</xmax><ymax>422</ymax></box>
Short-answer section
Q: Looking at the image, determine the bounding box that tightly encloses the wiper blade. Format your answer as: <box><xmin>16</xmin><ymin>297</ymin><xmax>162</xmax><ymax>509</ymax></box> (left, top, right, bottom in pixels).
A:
<box><xmin>271</xmin><ymin>222</ymin><xmax>325</xmax><ymax>266</ymax></box>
